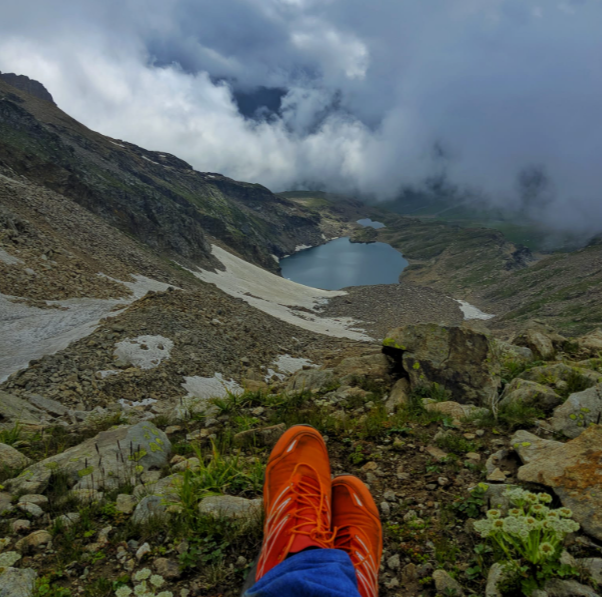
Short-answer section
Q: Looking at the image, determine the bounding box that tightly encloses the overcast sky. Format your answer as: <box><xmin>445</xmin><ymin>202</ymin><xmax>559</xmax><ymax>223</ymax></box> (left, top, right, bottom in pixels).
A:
<box><xmin>1</xmin><ymin>0</ymin><xmax>601</xmax><ymax>234</ymax></box>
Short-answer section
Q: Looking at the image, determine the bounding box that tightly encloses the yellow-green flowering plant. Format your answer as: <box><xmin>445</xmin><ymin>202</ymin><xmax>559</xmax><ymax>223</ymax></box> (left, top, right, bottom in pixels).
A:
<box><xmin>114</xmin><ymin>569</ymin><xmax>172</xmax><ymax>597</ymax></box>
<box><xmin>474</xmin><ymin>488</ymin><xmax>580</xmax><ymax>595</ymax></box>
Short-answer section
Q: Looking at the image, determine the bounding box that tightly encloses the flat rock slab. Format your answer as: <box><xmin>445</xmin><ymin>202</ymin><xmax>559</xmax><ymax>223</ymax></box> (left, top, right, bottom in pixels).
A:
<box><xmin>0</xmin><ymin>567</ymin><xmax>37</xmax><ymax>597</ymax></box>
<box><xmin>517</xmin><ymin>425</ymin><xmax>602</xmax><ymax>541</ymax></box>
<box><xmin>510</xmin><ymin>430</ymin><xmax>565</xmax><ymax>464</ymax></box>
<box><xmin>198</xmin><ymin>495</ymin><xmax>262</xmax><ymax>520</ymax></box>
<box><xmin>6</xmin><ymin>422</ymin><xmax>171</xmax><ymax>494</ymax></box>
<box><xmin>0</xmin><ymin>391</ymin><xmax>47</xmax><ymax>429</ymax></box>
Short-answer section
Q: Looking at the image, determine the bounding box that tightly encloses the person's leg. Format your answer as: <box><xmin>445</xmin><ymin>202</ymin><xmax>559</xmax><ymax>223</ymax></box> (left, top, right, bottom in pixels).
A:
<box><xmin>331</xmin><ymin>476</ymin><xmax>383</xmax><ymax>597</ymax></box>
<box><xmin>243</xmin><ymin>548</ymin><xmax>360</xmax><ymax>597</ymax></box>
<box><xmin>255</xmin><ymin>425</ymin><xmax>336</xmax><ymax>580</ymax></box>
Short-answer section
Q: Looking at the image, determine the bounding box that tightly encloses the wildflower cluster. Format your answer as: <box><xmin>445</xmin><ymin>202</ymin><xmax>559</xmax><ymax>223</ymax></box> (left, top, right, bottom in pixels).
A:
<box><xmin>473</xmin><ymin>489</ymin><xmax>579</xmax><ymax>565</ymax></box>
<box><xmin>114</xmin><ymin>569</ymin><xmax>172</xmax><ymax>597</ymax></box>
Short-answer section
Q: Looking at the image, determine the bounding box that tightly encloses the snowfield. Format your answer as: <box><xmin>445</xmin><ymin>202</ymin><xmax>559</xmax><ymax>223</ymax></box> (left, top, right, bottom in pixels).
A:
<box><xmin>189</xmin><ymin>245</ymin><xmax>372</xmax><ymax>341</ymax></box>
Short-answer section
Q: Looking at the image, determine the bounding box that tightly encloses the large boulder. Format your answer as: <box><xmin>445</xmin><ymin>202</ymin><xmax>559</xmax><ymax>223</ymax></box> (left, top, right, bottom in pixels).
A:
<box><xmin>512</xmin><ymin>321</ymin><xmax>567</xmax><ymax>360</ymax></box>
<box><xmin>517</xmin><ymin>425</ymin><xmax>602</xmax><ymax>541</ymax></box>
<box><xmin>0</xmin><ymin>567</ymin><xmax>37</xmax><ymax>597</ymax></box>
<box><xmin>499</xmin><ymin>378</ymin><xmax>562</xmax><ymax>412</ymax></box>
<box><xmin>0</xmin><ymin>391</ymin><xmax>47</xmax><ymax>430</ymax></box>
<box><xmin>494</xmin><ymin>340</ymin><xmax>534</xmax><ymax>364</ymax></box>
<box><xmin>383</xmin><ymin>324</ymin><xmax>501</xmax><ymax>406</ymax></box>
<box><xmin>0</xmin><ymin>444</ymin><xmax>31</xmax><ymax>470</ymax></box>
<box><xmin>551</xmin><ymin>384</ymin><xmax>602</xmax><ymax>439</ymax></box>
<box><xmin>575</xmin><ymin>329</ymin><xmax>602</xmax><ymax>357</ymax></box>
<box><xmin>6</xmin><ymin>422</ymin><xmax>171</xmax><ymax>494</ymax></box>
<box><xmin>424</xmin><ymin>401</ymin><xmax>487</xmax><ymax>424</ymax></box>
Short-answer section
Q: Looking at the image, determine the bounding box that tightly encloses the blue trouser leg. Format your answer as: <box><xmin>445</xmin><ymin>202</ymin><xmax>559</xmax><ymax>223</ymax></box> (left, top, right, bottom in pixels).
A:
<box><xmin>244</xmin><ymin>549</ymin><xmax>362</xmax><ymax>597</ymax></box>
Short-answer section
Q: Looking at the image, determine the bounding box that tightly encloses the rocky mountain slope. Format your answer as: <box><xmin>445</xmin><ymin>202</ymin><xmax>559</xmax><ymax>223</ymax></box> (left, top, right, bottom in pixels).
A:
<box><xmin>2</xmin><ymin>76</ymin><xmax>602</xmax><ymax>597</ymax></box>
<box><xmin>0</xmin><ymin>78</ymin><xmax>335</xmax><ymax>273</ymax></box>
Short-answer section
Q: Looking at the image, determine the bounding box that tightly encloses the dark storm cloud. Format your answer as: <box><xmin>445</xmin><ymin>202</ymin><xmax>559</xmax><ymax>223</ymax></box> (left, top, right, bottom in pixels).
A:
<box><xmin>1</xmin><ymin>0</ymin><xmax>602</xmax><ymax>235</ymax></box>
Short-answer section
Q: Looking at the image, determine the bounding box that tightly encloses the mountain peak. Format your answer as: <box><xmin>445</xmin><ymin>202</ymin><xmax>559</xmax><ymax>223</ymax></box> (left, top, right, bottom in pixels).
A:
<box><xmin>0</xmin><ymin>71</ymin><xmax>55</xmax><ymax>104</ymax></box>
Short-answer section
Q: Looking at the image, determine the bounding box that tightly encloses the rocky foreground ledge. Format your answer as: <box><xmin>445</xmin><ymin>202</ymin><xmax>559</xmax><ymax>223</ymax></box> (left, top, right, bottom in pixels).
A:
<box><xmin>2</xmin><ymin>320</ymin><xmax>602</xmax><ymax>597</ymax></box>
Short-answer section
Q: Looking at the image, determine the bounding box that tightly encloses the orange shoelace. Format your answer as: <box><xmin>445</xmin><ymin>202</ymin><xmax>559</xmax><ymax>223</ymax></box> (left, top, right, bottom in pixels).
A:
<box><xmin>280</xmin><ymin>469</ymin><xmax>336</xmax><ymax>560</ymax></box>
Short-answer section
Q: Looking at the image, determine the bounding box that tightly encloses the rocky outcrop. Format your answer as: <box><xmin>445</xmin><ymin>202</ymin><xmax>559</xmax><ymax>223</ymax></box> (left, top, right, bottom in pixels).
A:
<box><xmin>0</xmin><ymin>72</ymin><xmax>54</xmax><ymax>103</ymax></box>
<box><xmin>550</xmin><ymin>384</ymin><xmax>602</xmax><ymax>438</ymax></box>
<box><xmin>198</xmin><ymin>495</ymin><xmax>262</xmax><ymax>520</ymax></box>
<box><xmin>499</xmin><ymin>378</ymin><xmax>562</xmax><ymax>411</ymax></box>
<box><xmin>6</xmin><ymin>422</ymin><xmax>171</xmax><ymax>494</ymax></box>
<box><xmin>513</xmin><ymin>321</ymin><xmax>567</xmax><ymax>360</ymax></box>
<box><xmin>516</xmin><ymin>425</ymin><xmax>602</xmax><ymax>541</ymax></box>
<box><xmin>384</xmin><ymin>324</ymin><xmax>501</xmax><ymax>406</ymax></box>
<box><xmin>574</xmin><ymin>329</ymin><xmax>602</xmax><ymax>357</ymax></box>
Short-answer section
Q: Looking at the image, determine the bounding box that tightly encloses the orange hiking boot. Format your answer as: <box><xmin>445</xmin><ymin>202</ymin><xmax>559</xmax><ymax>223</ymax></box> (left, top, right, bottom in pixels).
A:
<box><xmin>255</xmin><ymin>425</ymin><xmax>335</xmax><ymax>582</ymax></box>
<box><xmin>332</xmin><ymin>476</ymin><xmax>383</xmax><ymax>597</ymax></box>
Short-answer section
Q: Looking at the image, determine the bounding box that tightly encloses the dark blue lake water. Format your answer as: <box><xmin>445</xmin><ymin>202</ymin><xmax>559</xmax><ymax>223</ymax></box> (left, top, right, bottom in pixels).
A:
<box><xmin>280</xmin><ymin>237</ymin><xmax>408</xmax><ymax>290</ymax></box>
<box><xmin>357</xmin><ymin>218</ymin><xmax>385</xmax><ymax>229</ymax></box>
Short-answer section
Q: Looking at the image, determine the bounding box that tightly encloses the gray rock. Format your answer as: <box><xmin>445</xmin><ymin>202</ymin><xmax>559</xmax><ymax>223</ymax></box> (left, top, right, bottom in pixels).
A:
<box><xmin>0</xmin><ymin>444</ymin><xmax>31</xmax><ymax>470</ymax></box>
<box><xmin>116</xmin><ymin>494</ymin><xmax>138</xmax><ymax>514</ymax></box>
<box><xmin>134</xmin><ymin>473</ymin><xmax>182</xmax><ymax>502</ymax></box>
<box><xmin>387</xmin><ymin>554</ymin><xmax>400</xmax><ymax>570</ymax></box>
<box><xmin>53</xmin><ymin>513</ymin><xmax>80</xmax><ymax>528</ymax></box>
<box><xmin>384</xmin><ymin>324</ymin><xmax>501</xmax><ymax>407</ymax></box>
<box><xmin>153</xmin><ymin>557</ymin><xmax>181</xmax><ymax>580</ymax></box>
<box><xmin>510</xmin><ymin>430</ymin><xmax>564</xmax><ymax>464</ymax></box>
<box><xmin>517</xmin><ymin>425</ymin><xmax>602</xmax><ymax>541</ymax></box>
<box><xmin>551</xmin><ymin>384</ymin><xmax>602</xmax><ymax>439</ymax></box>
<box><xmin>26</xmin><ymin>394</ymin><xmax>69</xmax><ymax>417</ymax></box>
<box><xmin>577</xmin><ymin>558</ymin><xmax>602</xmax><ymax>584</ymax></box>
<box><xmin>136</xmin><ymin>542</ymin><xmax>151</xmax><ymax>560</ymax></box>
<box><xmin>6</xmin><ymin>422</ymin><xmax>171</xmax><ymax>494</ymax></box>
<box><xmin>286</xmin><ymin>369</ymin><xmax>337</xmax><ymax>393</ymax></box>
<box><xmin>132</xmin><ymin>496</ymin><xmax>168</xmax><ymax>524</ymax></box>
<box><xmin>499</xmin><ymin>378</ymin><xmax>562</xmax><ymax>412</ymax></box>
<box><xmin>11</xmin><ymin>520</ymin><xmax>31</xmax><ymax>534</ymax></box>
<box><xmin>0</xmin><ymin>567</ymin><xmax>37</xmax><ymax>597</ymax></box>
<box><xmin>198</xmin><ymin>495</ymin><xmax>262</xmax><ymax>520</ymax></box>
<box><xmin>0</xmin><ymin>391</ymin><xmax>47</xmax><ymax>430</ymax></box>
<box><xmin>17</xmin><ymin>503</ymin><xmax>43</xmax><ymax>518</ymax></box>
<box><xmin>575</xmin><ymin>329</ymin><xmax>602</xmax><ymax>357</ymax></box>
<box><xmin>544</xmin><ymin>579</ymin><xmax>600</xmax><ymax>597</ymax></box>
<box><xmin>494</xmin><ymin>340</ymin><xmax>533</xmax><ymax>363</ymax></box>
<box><xmin>17</xmin><ymin>495</ymin><xmax>47</xmax><ymax>508</ymax></box>
<box><xmin>432</xmin><ymin>569</ymin><xmax>465</xmax><ymax>596</ymax></box>
<box><xmin>380</xmin><ymin>501</ymin><xmax>391</xmax><ymax>516</ymax></box>
<box><xmin>486</xmin><ymin>450</ymin><xmax>510</xmax><ymax>475</ymax></box>
<box><xmin>512</xmin><ymin>322</ymin><xmax>566</xmax><ymax>360</ymax></box>
<box><xmin>15</xmin><ymin>530</ymin><xmax>52</xmax><ymax>552</ymax></box>
<box><xmin>384</xmin><ymin>378</ymin><xmax>410</xmax><ymax>412</ymax></box>
<box><xmin>0</xmin><ymin>492</ymin><xmax>14</xmax><ymax>515</ymax></box>
<box><xmin>487</xmin><ymin>468</ymin><xmax>507</xmax><ymax>483</ymax></box>
<box><xmin>485</xmin><ymin>563</ymin><xmax>508</xmax><ymax>597</ymax></box>
<box><xmin>483</xmin><ymin>484</ymin><xmax>520</xmax><ymax>512</ymax></box>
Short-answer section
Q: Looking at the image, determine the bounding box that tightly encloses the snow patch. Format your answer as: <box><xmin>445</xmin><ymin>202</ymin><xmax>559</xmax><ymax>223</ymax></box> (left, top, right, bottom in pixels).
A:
<box><xmin>182</xmin><ymin>373</ymin><xmax>243</xmax><ymax>401</ymax></box>
<box><xmin>110</xmin><ymin>141</ymin><xmax>125</xmax><ymax>148</ymax></box>
<box><xmin>119</xmin><ymin>397</ymin><xmax>158</xmax><ymax>408</ymax></box>
<box><xmin>272</xmin><ymin>354</ymin><xmax>315</xmax><ymax>374</ymax></box>
<box><xmin>187</xmin><ymin>245</ymin><xmax>371</xmax><ymax>341</ymax></box>
<box><xmin>97</xmin><ymin>370</ymin><xmax>120</xmax><ymax>379</ymax></box>
<box><xmin>0</xmin><ymin>274</ymin><xmax>175</xmax><ymax>383</ymax></box>
<box><xmin>456</xmin><ymin>300</ymin><xmax>495</xmax><ymax>320</ymax></box>
<box><xmin>295</xmin><ymin>244</ymin><xmax>312</xmax><ymax>252</ymax></box>
<box><xmin>113</xmin><ymin>335</ymin><xmax>174</xmax><ymax>369</ymax></box>
<box><xmin>271</xmin><ymin>254</ymin><xmax>280</xmax><ymax>263</ymax></box>
<box><xmin>142</xmin><ymin>155</ymin><xmax>161</xmax><ymax>166</ymax></box>
<box><xmin>0</xmin><ymin>248</ymin><xmax>24</xmax><ymax>266</ymax></box>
